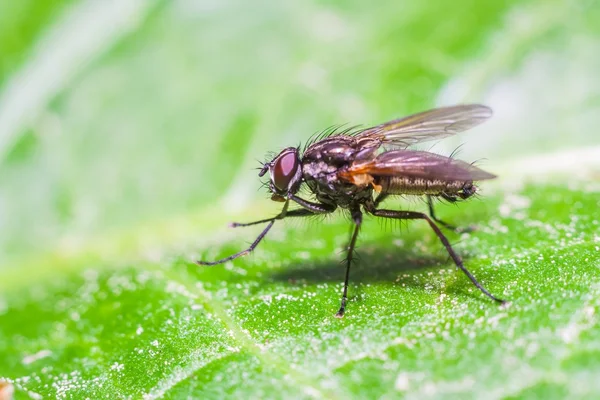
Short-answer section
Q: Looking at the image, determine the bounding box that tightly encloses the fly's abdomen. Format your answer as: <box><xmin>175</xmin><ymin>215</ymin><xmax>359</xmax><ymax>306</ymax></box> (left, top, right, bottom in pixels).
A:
<box><xmin>375</xmin><ymin>176</ymin><xmax>468</xmax><ymax>196</ymax></box>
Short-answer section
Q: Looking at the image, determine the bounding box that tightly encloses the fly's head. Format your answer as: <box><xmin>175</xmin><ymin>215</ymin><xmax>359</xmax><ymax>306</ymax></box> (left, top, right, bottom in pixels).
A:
<box><xmin>259</xmin><ymin>147</ymin><xmax>303</xmax><ymax>202</ymax></box>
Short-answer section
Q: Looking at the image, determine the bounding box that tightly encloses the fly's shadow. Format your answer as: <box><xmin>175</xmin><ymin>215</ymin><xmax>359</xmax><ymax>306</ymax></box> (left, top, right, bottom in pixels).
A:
<box><xmin>267</xmin><ymin>243</ymin><xmax>482</xmax><ymax>301</ymax></box>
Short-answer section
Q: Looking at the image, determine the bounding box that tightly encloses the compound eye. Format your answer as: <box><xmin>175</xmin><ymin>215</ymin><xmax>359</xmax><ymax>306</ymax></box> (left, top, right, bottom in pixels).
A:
<box><xmin>272</xmin><ymin>152</ymin><xmax>299</xmax><ymax>192</ymax></box>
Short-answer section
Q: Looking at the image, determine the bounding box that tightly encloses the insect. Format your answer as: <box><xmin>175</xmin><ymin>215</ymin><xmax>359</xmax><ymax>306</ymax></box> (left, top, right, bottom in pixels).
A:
<box><xmin>197</xmin><ymin>104</ymin><xmax>506</xmax><ymax>317</ymax></box>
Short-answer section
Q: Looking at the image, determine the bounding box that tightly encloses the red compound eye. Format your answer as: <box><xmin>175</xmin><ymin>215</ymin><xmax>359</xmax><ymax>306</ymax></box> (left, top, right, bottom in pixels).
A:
<box><xmin>272</xmin><ymin>151</ymin><xmax>299</xmax><ymax>192</ymax></box>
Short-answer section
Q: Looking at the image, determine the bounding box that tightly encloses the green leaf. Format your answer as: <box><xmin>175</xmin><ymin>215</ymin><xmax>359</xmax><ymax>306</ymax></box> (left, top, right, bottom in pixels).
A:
<box><xmin>2</xmin><ymin>178</ymin><xmax>600</xmax><ymax>399</ymax></box>
<box><xmin>1</xmin><ymin>0</ymin><xmax>599</xmax><ymax>398</ymax></box>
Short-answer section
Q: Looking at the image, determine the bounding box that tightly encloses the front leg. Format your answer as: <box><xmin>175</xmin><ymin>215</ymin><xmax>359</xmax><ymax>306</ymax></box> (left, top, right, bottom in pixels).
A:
<box><xmin>196</xmin><ymin>200</ymin><xmax>291</xmax><ymax>266</ymax></box>
<box><xmin>290</xmin><ymin>194</ymin><xmax>337</xmax><ymax>214</ymax></box>
<box><xmin>230</xmin><ymin>208</ymin><xmax>316</xmax><ymax>228</ymax></box>
<box><xmin>231</xmin><ymin>194</ymin><xmax>335</xmax><ymax>228</ymax></box>
<box><xmin>197</xmin><ymin>199</ymin><xmax>335</xmax><ymax>266</ymax></box>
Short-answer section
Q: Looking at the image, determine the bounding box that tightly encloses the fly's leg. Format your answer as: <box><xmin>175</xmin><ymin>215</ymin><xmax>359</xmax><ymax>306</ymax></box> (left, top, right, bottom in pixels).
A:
<box><xmin>230</xmin><ymin>195</ymin><xmax>335</xmax><ymax>228</ymax></box>
<box><xmin>290</xmin><ymin>194</ymin><xmax>337</xmax><ymax>214</ymax></box>
<box><xmin>374</xmin><ymin>193</ymin><xmax>389</xmax><ymax>208</ymax></box>
<box><xmin>197</xmin><ymin>199</ymin><xmax>335</xmax><ymax>266</ymax></box>
<box><xmin>230</xmin><ymin>209</ymin><xmax>315</xmax><ymax>228</ymax></box>
<box><xmin>197</xmin><ymin>200</ymin><xmax>291</xmax><ymax>265</ymax></box>
<box><xmin>336</xmin><ymin>207</ymin><xmax>362</xmax><ymax>318</ymax></box>
<box><xmin>196</xmin><ymin>219</ymin><xmax>277</xmax><ymax>265</ymax></box>
<box><xmin>368</xmin><ymin>207</ymin><xmax>506</xmax><ymax>304</ymax></box>
<box><xmin>427</xmin><ymin>195</ymin><xmax>474</xmax><ymax>233</ymax></box>
<box><xmin>427</xmin><ymin>195</ymin><xmax>456</xmax><ymax>230</ymax></box>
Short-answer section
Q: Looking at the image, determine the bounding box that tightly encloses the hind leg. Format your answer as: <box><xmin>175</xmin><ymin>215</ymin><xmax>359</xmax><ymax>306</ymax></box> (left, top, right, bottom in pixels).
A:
<box><xmin>428</xmin><ymin>195</ymin><xmax>475</xmax><ymax>233</ymax></box>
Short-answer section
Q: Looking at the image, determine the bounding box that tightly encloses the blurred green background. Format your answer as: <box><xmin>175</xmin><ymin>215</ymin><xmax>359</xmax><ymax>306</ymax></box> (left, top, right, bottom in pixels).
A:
<box><xmin>1</xmin><ymin>0</ymin><xmax>599</xmax><ymax>399</ymax></box>
<box><xmin>1</xmin><ymin>0</ymin><xmax>598</xmax><ymax>268</ymax></box>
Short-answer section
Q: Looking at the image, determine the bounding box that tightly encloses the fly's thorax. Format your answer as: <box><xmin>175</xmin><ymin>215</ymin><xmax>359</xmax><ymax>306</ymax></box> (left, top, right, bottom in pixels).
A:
<box><xmin>302</xmin><ymin>159</ymin><xmax>374</xmax><ymax>208</ymax></box>
<box><xmin>303</xmin><ymin>136</ymin><xmax>359</xmax><ymax>165</ymax></box>
<box><xmin>302</xmin><ymin>160</ymin><xmax>345</xmax><ymax>197</ymax></box>
<box><xmin>301</xmin><ymin>159</ymin><xmax>338</xmax><ymax>181</ymax></box>
<box><xmin>301</xmin><ymin>138</ymin><xmax>356</xmax><ymax>188</ymax></box>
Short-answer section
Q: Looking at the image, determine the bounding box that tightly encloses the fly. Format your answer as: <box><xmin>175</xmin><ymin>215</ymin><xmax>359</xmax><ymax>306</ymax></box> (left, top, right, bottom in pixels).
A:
<box><xmin>197</xmin><ymin>104</ymin><xmax>506</xmax><ymax>317</ymax></box>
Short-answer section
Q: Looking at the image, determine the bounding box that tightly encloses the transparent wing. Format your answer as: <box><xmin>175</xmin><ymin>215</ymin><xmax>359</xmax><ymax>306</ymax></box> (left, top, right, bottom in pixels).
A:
<box><xmin>356</xmin><ymin>104</ymin><xmax>492</xmax><ymax>148</ymax></box>
<box><xmin>342</xmin><ymin>150</ymin><xmax>496</xmax><ymax>181</ymax></box>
